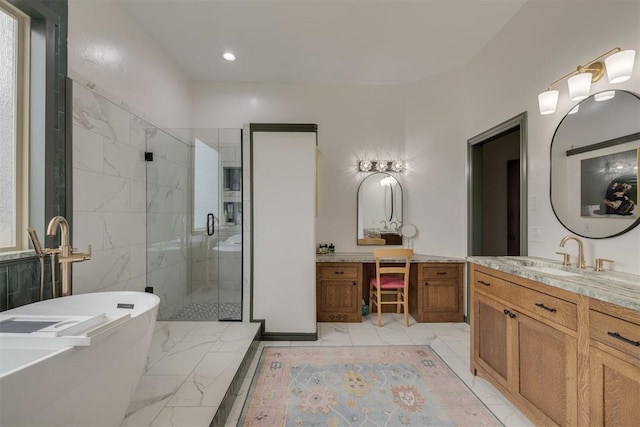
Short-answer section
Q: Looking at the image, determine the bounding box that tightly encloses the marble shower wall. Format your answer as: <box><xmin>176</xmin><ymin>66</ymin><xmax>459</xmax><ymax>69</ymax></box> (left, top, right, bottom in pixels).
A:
<box><xmin>71</xmin><ymin>81</ymin><xmax>149</xmax><ymax>297</ymax></box>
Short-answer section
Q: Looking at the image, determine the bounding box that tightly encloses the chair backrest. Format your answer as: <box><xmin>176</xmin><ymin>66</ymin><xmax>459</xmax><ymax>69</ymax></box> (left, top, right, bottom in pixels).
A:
<box><xmin>373</xmin><ymin>248</ymin><xmax>413</xmax><ymax>286</ymax></box>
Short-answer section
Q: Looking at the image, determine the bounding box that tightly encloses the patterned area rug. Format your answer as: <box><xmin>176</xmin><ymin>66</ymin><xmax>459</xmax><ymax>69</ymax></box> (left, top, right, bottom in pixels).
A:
<box><xmin>239</xmin><ymin>345</ymin><xmax>501</xmax><ymax>426</ymax></box>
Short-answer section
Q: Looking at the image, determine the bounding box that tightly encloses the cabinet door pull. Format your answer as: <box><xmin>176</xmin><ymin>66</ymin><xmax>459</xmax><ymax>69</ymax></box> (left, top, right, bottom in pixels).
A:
<box><xmin>436</xmin><ymin>272</ymin><xmax>447</xmax><ymax>275</ymax></box>
<box><xmin>535</xmin><ymin>303</ymin><xmax>557</xmax><ymax>313</ymax></box>
<box><xmin>424</xmin><ymin>281</ymin><xmax>429</xmax><ymax>286</ymax></box>
<box><xmin>607</xmin><ymin>332</ymin><xmax>640</xmax><ymax>347</ymax></box>
<box><xmin>334</xmin><ymin>271</ymin><xmax>344</xmax><ymax>275</ymax></box>
<box><xmin>503</xmin><ymin>309</ymin><xmax>516</xmax><ymax>319</ymax></box>
<box><xmin>478</xmin><ymin>280</ymin><xmax>491</xmax><ymax>286</ymax></box>
<box><xmin>352</xmin><ymin>282</ymin><xmax>357</xmax><ymax>286</ymax></box>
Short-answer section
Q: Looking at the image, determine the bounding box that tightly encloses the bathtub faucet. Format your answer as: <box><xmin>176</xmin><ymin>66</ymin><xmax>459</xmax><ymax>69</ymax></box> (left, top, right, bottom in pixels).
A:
<box><xmin>47</xmin><ymin>216</ymin><xmax>92</xmax><ymax>297</ymax></box>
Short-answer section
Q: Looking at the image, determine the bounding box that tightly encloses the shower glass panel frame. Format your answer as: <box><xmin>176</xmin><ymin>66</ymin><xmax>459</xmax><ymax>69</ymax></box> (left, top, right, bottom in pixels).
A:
<box><xmin>145</xmin><ymin>128</ymin><xmax>242</xmax><ymax>321</ymax></box>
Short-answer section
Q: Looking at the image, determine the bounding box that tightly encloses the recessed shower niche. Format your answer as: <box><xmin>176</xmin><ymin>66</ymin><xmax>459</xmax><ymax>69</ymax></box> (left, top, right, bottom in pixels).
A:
<box><xmin>145</xmin><ymin>128</ymin><xmax>243</xmax><ymax>321</ymax></box>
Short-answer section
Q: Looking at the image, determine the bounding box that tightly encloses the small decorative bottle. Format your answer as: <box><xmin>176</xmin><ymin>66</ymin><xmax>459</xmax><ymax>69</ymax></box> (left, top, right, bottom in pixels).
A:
<box><xmin>329</xmin><ymin>243</ymin><xmax>335</xmax><ymax>253</ymax></box>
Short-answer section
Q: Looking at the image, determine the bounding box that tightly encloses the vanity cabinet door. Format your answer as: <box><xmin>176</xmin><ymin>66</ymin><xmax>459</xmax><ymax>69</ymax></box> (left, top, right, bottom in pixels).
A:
<box><xmin>316</xmin><ymin>263</ymin><xmax>362</xmax><ymax>322</ymax></box>
<box><xmin>589</xmin><ymin>304</ymin><xmax>640</xmax><ymax>426</ymax></box>
<box><xmin>410</xmin><ymin>263</ymin><xmax>464</xmax><ymax>322</ymax></box>
<box><xmin>517</xmin><ymin>311</ymin><xmax>577</xmax><ymax>426</ymax></box>
<box><xmin>590</xmin><ymin>347</ymin><xmax>640</xmax><ymax>426</ymax></box>
<box><xmin>473</xmin><ymin>292</ymin><xmax>514</xmax><ymax>390</ymax></box>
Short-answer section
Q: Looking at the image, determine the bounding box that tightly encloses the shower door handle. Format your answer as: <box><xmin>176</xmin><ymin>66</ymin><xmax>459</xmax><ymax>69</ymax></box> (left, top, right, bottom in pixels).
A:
<box><xmin>207</xmin><ymin>213</ymin><xmax>215</xmax><ymax>236</ymax></box>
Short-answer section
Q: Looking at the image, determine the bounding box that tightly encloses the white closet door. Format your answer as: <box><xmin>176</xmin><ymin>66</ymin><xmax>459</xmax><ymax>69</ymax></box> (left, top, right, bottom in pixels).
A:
<box><xmin>252</xmin><ymin>131</ymin><xmax>316</xmax><ymax>334</ymax></box>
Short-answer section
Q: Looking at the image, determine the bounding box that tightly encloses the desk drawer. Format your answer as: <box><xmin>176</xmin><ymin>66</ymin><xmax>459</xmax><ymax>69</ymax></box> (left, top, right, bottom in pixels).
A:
<box><xmin>319</xmin><ymin>264</ymin><xmax>360</xmax><ymax>279</ymax></box>
<box><xmin>591</xmin><ymin>310</ymin><xmax>640</xmax><ymax>360</ymax></box>
<box><xmin>422</xmin><ymin>265</ymin><xmax>460</xmax><ymax>279</ymax></box>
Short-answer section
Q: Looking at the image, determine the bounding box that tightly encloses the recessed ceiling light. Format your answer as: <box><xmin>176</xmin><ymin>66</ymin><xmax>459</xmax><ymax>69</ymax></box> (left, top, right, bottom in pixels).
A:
<box><xmin>222</xmin><ymin>52</ymin><xmax>236</xmax><ymax>61</ymax></box>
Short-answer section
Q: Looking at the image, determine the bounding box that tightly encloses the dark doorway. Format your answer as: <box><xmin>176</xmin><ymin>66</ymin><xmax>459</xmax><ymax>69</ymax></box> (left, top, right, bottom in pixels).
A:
<box><xmin>468</xmin><ymin>113</ymin><xmax>527</xmax><ymax>257</ymax></box>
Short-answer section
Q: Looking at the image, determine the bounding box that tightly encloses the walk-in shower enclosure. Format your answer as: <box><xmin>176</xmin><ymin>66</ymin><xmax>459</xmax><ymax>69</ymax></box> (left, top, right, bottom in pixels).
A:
<box><xmin>146</xmin><ymin>128</ymin><xmax>242</xmax><ymax>321</ymax></box>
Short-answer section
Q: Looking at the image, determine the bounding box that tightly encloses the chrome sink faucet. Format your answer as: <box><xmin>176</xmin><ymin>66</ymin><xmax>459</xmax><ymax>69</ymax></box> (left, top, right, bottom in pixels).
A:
<box><xmin>47</xmin><ymin>216</ymin><xmax>92</xmax><ymax>297</ymax></box>
<box><xmin>559</xmin><ymin>235</ymin><xmax>586</xmax><ymax>269</ymax></box>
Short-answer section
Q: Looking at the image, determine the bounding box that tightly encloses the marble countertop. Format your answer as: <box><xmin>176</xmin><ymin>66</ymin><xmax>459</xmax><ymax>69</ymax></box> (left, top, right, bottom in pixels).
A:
<box><xmin>468</xmin><ymin>256</ymin><xmax>640</xmax><ymax>313</ymax></box>
<box><xmin>316</xmin><ymin>252</ymin><xmax>465</xmax><ymax>263</ymax></box>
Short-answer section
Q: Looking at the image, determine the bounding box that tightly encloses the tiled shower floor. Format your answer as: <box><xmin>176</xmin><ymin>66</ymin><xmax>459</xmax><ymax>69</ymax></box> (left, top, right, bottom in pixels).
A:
<box><xmin>169</xmin><ymin>303</ymin><xmax>242</xmax><ymax>321</ymax></box>
<box><xmin>122</xmin><ymin>316</ymin><xmax>534</xmax><ymax>426</ymax></box>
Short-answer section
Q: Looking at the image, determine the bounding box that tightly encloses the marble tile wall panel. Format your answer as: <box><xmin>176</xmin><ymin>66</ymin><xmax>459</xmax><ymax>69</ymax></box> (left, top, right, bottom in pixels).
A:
<box><xmin>72</xmin><ymin>80</ymin><xmax>148</xmax><ymax>296</ymax></box>
<box><xmin>73</xmin><ymin>83</ymin><xmax>130</xmax><ymax>144</ymax></box>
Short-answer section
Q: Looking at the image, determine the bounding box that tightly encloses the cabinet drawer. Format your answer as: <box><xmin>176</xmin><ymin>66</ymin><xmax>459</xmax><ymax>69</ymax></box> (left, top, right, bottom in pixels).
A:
<box><xmin>422</xmin><ymin>265</ymin><xmax>460</xmax><ymax>279</ymax></box>
<box><xmin>473</xmin><ymin>270</ymin><xmax>577</xmax><ymax>330</ymax></box>
<box><xmin>590</xmin><ymin>310</ymin><xmax>640</xmax><ymax>360</ymax></box>
<box><xmin>319</xmin><ymin>264</ymin><xmax>360</xmax><ymax>279</ymax></box>
<box><xmin>517</xmin><ymin>286</ymin><xmax>577</xmax><ymax>331</ymax></box>
<box><xmin>473</xmin><ymin>270</ymin><xmax>514</xmax><ymax>300</ymax></box>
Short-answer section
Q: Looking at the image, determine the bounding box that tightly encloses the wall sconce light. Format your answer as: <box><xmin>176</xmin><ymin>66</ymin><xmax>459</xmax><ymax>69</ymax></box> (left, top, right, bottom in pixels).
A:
<box><xmin>359</xmin><ymin>160</ymin><xmax>405</xmax><ymax>173</ymax></box>
<box><xmin>538</xmin><ymin>47</ymin><xmax>636</xmax><ymax>115</ymax></box>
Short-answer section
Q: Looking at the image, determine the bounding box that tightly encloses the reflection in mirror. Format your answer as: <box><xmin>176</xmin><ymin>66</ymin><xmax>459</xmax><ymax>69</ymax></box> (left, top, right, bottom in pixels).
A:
<box><xmin>357</xmin><ymin>173</ymin><xmax>403</xmax><ymax>245</ymax></box>
<box><xmin>551</xmin><ymin>90</ymin><xmax>640</xmax><ymax>238</ymax></box>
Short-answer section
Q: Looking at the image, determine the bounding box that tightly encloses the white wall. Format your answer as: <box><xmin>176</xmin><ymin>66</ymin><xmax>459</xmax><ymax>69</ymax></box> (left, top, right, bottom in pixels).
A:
<box><xmin>68</xmin><ymin>0</ymin><xmax>192</xmax><ymax>128</ymax></box>
<box><xmin>464</xmin><ymin>0</ymin><xmax>640</xmax><ymax>274</ymax></box>
<box><xmin>68</xmin><ymin>0</ymin><xmax>640</xmax><ymax>280</ymax></box>
<box><xmin>191</xmin><ymin>82</ymin><xmax>406</xmax><ymax>252</ymax></box>
<box><xmin>403</xmin><ymin>68</ymin><xmax>467</xmax><ymax>257</ymax></box>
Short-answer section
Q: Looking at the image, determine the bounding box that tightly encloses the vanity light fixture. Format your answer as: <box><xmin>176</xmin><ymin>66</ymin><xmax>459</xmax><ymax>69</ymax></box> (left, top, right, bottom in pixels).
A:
<box><xmin>358</xmin><ymin>160</ymin><xmax>405</xmax><ymax>173</ymax></box>
<box><xmin>538</xmin><ymin>47</ymin><xmax>636</xmax><ymax>115</ymax></box>
<box><xmin>375</xmin><ymin>161</ymin><xmax>388</xmax><ymax>172</ymax></box>
<box><xmin>391</xmin><ymin>160</ymin><xmax>404</xmax><ymax>172</ymax></box>
<box><xmin>222</xmin><ymin>52</ymin><xmax>236</xmax><ymax>61</ymax></box>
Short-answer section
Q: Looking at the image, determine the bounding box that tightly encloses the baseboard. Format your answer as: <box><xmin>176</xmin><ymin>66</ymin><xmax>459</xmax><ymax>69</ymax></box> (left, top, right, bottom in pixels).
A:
<box><xmin>260</xmin><ymin>332</ymin><xmax>318</xmax><ymax>341</ymax></box>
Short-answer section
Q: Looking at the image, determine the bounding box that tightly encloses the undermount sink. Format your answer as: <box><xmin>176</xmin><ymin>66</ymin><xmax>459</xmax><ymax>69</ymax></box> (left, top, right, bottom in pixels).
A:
<box><xmin>526</xmin><ymin>266</ymin><xmax>580</xmax><ymax>277</ymax></box>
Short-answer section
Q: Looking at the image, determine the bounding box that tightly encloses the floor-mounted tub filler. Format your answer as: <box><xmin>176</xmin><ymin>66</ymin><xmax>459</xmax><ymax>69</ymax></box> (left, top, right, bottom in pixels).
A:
<box><xmin>0</xmin><ymin>291</ymin><xmax>159</xmax><ymax>426</ymax></box>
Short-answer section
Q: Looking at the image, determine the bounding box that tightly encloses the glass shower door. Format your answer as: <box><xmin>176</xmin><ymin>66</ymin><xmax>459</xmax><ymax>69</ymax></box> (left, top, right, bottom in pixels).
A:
<box><xmin>146</xmin><ymin>128</ymin><xmax>242</xmax><ymax>321</ymax></box>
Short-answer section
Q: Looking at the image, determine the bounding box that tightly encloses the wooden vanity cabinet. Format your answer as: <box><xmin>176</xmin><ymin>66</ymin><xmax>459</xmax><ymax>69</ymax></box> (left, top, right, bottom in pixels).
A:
<box><xmin>316</xmin><ymin>263</ymin><xmax>362</xmax><ymax>322</ymax></box>
<box><xmin>409</xmin><ymin>263</ymin><xmax>464</xmax><ymax>322</ymax></box>
<box><xmin>318</xmin><ymin>261</ymin><xmax>464</xmax><ymax>323</ymax></box>
<box><xmin>471</xmin><ymin>265</ymin><xmax>578</xmax><ymax>426</ymax></box>
<box><xmin>589</xmin><ymin>299</ymin><xmax>640</xmax><ymax>426</ymax></box>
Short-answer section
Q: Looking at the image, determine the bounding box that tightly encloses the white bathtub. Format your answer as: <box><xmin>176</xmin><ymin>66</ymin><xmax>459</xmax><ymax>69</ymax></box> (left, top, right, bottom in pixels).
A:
<box><xmin>0</xmin><ymin>291</ymin><xmax>159</xmax><ymax>427</ymax></box>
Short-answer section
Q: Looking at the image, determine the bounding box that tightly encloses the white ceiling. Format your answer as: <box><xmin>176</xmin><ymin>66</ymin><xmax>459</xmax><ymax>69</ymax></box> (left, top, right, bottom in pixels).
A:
<box><xmin>119</xmin><ymin>0</ymin><xmax>527</xmax><ymax>85</ymax></box>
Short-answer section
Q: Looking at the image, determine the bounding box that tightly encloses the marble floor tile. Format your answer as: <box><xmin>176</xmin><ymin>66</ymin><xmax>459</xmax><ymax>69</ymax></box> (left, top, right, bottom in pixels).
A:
<box><xmin>125</xmin><ymin>321</ymin><xmax>534</xmax><ymax>427</ymax></box>
<box><xmin>146</xmin><ymin>341</ymin><xmax>215</xmax><ymax>376</ymax></box>
<box><xmin>150</xmin><ymin>406</ymin><xmax>217</xmax><ymax>427</ymax></box>
<box><xmin>167</xmin><ymin>351</ymin><xmax>245</xmax><ymax>407</ymax></box>
<box><xmin>121</xmin><ymin>375</ymin><xmax>187</xmax><ymax>427</ymax></box>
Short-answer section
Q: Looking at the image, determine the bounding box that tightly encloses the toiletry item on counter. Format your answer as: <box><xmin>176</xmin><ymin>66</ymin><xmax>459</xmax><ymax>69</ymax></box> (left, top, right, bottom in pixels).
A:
<box><xmin>329</xmin><ymin>243</ymin><xmax>335</xmax><ymax>253</ymax></box>
<box><xmin>317</xmin><ymin>244</ymin><xmax>329</xmax><ymax>254</ymax></box>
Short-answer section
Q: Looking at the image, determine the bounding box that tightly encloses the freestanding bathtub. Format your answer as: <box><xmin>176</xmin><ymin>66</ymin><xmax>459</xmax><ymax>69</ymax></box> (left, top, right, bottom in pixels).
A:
<box><xmin>0</xmin><ymin>291</ymin><xmax>159</xmax><ymax>426</ymax></box>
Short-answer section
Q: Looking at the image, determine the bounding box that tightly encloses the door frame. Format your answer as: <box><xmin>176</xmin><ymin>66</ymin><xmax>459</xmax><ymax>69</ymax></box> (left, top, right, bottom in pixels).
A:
<box><xmin>466</xmin><ymin>113</ymin><xmax>528</xmax><ymax>322</ymax></box>
<box><xmin>467</xmin><ymin>112</ymin><xmax>528</xmax><ymax>257</ymax></box>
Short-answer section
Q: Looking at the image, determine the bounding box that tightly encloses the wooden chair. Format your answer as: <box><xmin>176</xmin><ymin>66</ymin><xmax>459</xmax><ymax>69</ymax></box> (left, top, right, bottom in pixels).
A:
<box><xmin>369</xmin><ymin>248</ymin><xmax>413</xmax><ymax>327</ymax></box>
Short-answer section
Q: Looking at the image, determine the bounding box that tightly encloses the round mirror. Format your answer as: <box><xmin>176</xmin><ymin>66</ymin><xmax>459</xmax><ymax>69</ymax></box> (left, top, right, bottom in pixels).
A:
<box><xmin>550</xmin><ymin>90</ymin><xmax>640</xmax><ymax>238</ymax></box>
<box><xmin>357</xmin><ymin>173</ymin><xmax>403</xmax><ymax>245</ymax></box>
<box><xmin>399</xmin><ymin>223</ymin><xmax>417</xmax><ymax>238</ymax></box>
